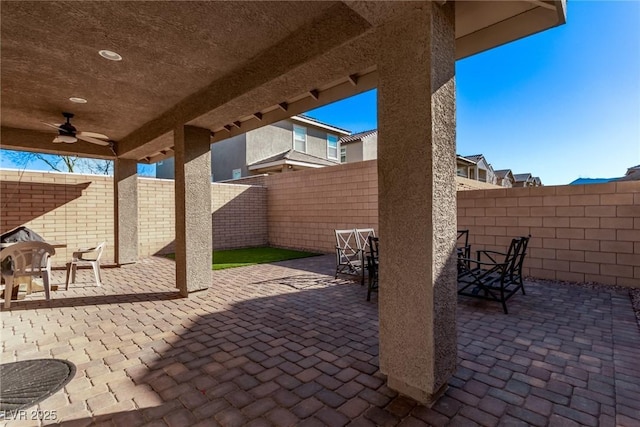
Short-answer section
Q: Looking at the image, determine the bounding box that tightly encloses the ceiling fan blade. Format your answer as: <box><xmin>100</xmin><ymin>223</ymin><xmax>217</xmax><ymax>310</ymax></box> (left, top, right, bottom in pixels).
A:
<box><xmin>77</xmin><ymin>134</ymin><xmax>111</xmax><ymax>146</ymax></box>
<box><xmin>41</xmin><ymin>121</ymin><xmax>64</xmax><ymax>132</ymax></box>
<box><xmin>78</xmin><ymin>131</ymin><xmax>109</xmax><ymax>139</ymax></box>
<box><xmin>52</xmin><ymin>136</ymin><xmax>63</xmax><ymax>143</ymax></box>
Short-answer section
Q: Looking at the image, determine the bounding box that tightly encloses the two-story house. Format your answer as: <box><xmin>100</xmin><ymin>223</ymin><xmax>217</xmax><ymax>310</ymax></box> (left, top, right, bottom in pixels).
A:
<box><xmin>457</xmin><ymin>154</ymin><xmax>496</xmax><ymax>185</ymax></box>
<box><xmin>494</xmin><ymin>169</ymin><xmax>515</xmax><ymax>187</ymax></box>
<box><xmin>156</xmin><ymin>115</ymin><xmax>350</xmax><ymax>181</ymax></box>
<box><xmin>339</xmin><ymin>130</ymin><xmax>378</xmax><ymax>164</ymax></box>
<box><xmin>513</xmin><ymin>173</ymin><xmax>543</xmax><ymax>187</ymax></box>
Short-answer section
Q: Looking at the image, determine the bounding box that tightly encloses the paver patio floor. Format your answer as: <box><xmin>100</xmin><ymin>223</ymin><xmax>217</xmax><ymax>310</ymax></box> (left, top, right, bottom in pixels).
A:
<box><xmin>1</xmin><ymin>255</ymin><xmax>639</xmax><ymax>426</ymax></box>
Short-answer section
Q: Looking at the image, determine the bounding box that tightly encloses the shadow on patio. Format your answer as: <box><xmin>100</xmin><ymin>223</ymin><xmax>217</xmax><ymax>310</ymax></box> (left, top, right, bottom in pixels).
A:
<box><xmin>1</xmin><ymin>255</ymin><xmax>639</xmax><ymax>426</ymax></box>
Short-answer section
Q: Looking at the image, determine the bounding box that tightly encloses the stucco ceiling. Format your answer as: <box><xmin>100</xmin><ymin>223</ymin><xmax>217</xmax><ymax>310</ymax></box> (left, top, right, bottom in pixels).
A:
<box><xmin>0</xmin><ymin>1</ymin><xmax>565</xmax><ymax>162</ymax></box>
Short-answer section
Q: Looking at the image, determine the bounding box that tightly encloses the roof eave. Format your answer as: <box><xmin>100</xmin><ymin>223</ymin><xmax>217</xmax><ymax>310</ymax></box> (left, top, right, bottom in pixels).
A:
<box><xmin>456</xmin><ymin>0</ymin><xmax>567</xmax><ymax>60</ymax></box>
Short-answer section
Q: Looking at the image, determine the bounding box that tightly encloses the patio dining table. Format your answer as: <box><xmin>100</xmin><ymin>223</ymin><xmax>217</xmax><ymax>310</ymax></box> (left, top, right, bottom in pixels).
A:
<box><xmin>0</xmin><ymin>242</ymin><xmax>66</xmax><ymax>249</ymax></box>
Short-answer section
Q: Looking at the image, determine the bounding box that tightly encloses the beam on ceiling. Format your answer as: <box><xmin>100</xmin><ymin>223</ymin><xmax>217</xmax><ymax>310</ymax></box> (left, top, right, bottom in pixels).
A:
<box><xmin>116</xmin><ymin>2</ymin><xmax>372</xmax><ymax>159</ymax></box>
<box><xmin>210</xmin><ymin>70</ymin><xmax>376</xmax><ymax>144</ymax></box>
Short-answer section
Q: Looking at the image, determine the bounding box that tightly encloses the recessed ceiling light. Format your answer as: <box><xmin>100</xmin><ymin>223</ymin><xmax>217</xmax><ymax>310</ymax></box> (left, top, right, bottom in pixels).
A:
<box><xmin>99</xmin><ymin>50</ymin><xmax>122</xmax><ymax>61</ymax></box>
<box><xmin>69</xmin><ymin>97</ymin><xmax>87</xmax><ymax>104</ymax></box>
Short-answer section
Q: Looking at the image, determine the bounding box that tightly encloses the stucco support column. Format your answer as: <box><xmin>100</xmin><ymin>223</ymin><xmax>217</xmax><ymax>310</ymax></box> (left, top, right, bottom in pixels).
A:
<box><xmin>174</xmin><ymin>125</ymin><xmax>212</xmax><ymax>296</ymax></box>
<box><xmin>376</xmin><ymin>1</ymin><xmax>457</xmax><ymax>405</ymax></box>
<box><xmin>114</xmin><ymin>158</ymin><xmax>138</xmax><ymax>265</ymax></box>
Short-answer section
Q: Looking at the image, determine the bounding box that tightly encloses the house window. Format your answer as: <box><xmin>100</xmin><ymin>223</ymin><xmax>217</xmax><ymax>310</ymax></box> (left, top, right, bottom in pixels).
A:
<box><xmin>293</xmin><ymin>125</ymin><xmax>306</xmax><ymax>152</ymax></box>
<box><xmin>232</xmin><ymin>169</ymin><xmax>241</xmax><ymax>179</ymax></box>
<box><xmin>327</xmin><ymin>135</ymin><xmax>339</xmax><ymax>160</ymax></box>
<box><xmin>340</xmin><ymin>147</ymin><xmax>347</xmax><ymax>163</ymax></box>
<box><xmin>157</xmin><ymin>160</ymin><xmax>164</xmax><ymax>166</ymax></box>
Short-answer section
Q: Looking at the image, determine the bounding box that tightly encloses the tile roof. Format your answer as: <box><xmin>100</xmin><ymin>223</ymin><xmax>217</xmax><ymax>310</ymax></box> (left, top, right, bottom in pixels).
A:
<box><xmin>616</xmin><ymin>169</ymin><xmax>640</xmax><ymax>182</ymax></box>
<box><xmin>249</xmin><ymin>149</ymin><xmax>339</xmax><ymax>167</ymax></box>
<box><xmin>463</xmin><ymin>154</ymin><xmax>485</xmax><ymax>163</ymax></box>
<box><xmin>626</xmin><ymin>164</ymin><xmax>640</xmax><ymax>174</ymax></box>
<box><xmin>494</xmin><ymin>169</ymin><xmax>512</xmax><ymax>179</ymax></box>
<box><xmin>339</xmin><ymin>129</ymin><xmax>377</xmax><ymax>144</ymax></box>
<box><xmin>513</xmin><ymin>173</ymin><xmax>532</xmax><ymax>182</ymax></box>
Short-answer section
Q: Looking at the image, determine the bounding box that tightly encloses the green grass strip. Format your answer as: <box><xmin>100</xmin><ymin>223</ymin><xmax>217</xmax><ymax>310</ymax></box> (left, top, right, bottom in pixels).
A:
<box><xmin>166</xmin><ymin>246</ymin><xmax>319</xmax><ymax>270</ymax></box>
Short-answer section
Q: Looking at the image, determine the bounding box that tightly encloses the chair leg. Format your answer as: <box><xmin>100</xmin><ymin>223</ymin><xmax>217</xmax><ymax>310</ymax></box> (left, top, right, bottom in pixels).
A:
<box><xmin>92</xmin><ymin>262</ymin><xmax>101</xmax><ymax>287</ymax></box>
<box><xmin>501</xmin><ymin>300</ymin><xmax>509</xmax><ymax>314</ymax></box>
<box><xmin>42</xmin><ymin>272</ymin><xmax>51</xmax><ymax>301</ymax></box>
<box><xmin>71</xmin><ymin>263</ymin><xmax>77</xmax><ymax>284</ymax></box>
<box><xmin>65</xmin><ymin>262</ymin><xmax>72</xmax><ymax>290</ymax></box>
<box><xmin>4</xmin><ymin>276</ymin><xmax>15</xmax><ymax>309</ymax></box>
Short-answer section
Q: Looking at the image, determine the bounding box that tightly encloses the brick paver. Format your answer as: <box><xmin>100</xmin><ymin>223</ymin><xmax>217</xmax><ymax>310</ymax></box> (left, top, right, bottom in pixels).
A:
<box><xmin>1</xmin><ymin>254</ymin><xmax>639</xmax><ymax>426</ymax></box>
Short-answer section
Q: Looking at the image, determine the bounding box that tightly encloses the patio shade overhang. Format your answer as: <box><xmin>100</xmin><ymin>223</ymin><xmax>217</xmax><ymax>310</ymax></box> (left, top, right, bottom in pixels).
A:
<box><xmin>1</xmin><ymin>1</ymin><xmax>566</xmax><ymax>161</ymax></box>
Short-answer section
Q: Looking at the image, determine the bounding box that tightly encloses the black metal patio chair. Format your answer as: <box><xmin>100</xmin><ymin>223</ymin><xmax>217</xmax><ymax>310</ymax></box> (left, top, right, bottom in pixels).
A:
<box><xmin>457</xmin><ymin>229</ymin><xmax>471</xmax><ymax>274</ymax></box>
<box><xmin>366</xmin><ymin>235</ymin><xmax>379</xmax><ymax>301</ymax></box>
<box><xmin>457</xmin><ymin>235</ymin><xmax>530</xmax><ymax>314</ymax></box>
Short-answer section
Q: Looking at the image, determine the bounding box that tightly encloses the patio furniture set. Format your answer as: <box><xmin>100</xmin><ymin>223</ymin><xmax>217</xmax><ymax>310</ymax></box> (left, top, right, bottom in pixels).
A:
<box><xmin>0</xmin><ymin>227</ymin><xmax>105</xmax><ymax>308</ymax></box>
<box><xmin>335</xmin><ymin>227</ymin><xmax>530</xmax><ymax>313</ymax></box>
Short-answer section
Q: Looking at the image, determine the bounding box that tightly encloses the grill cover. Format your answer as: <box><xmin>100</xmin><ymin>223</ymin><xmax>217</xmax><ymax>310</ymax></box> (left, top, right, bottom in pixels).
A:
<box><xmin>1</xmin><ymin>226</ymin><xmax>46</xmax><ymax>244</ymax></box>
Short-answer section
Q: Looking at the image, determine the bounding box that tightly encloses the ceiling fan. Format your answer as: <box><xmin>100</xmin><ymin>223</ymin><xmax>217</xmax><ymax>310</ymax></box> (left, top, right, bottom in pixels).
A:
<box><xmin>42</xmin><ymin>112</ymin><xmax>111</xmax><ymax>146</ymax></box>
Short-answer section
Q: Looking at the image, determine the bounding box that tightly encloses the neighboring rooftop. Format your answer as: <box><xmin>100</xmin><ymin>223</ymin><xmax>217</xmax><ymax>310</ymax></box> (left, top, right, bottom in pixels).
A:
<box><xmin>340</xmin><ymin>129</ymin><xmax>377</xmax><ymax>144</ymax></box>
<box><xmin>513</xmin><ymin>173</ymin><xmax>532</xmax><ymax>182</ymax></box>
<box><xmin>292</xmin><ymin>115</ymin><xmax>351</xmax><ymax>135</ymax></box>
<box><xmin>462</xmin><ymin>154</ymin><xmax>485</xmax><ymax>163</ymax></box>
<box><xmin>569</xmin><ymin>177</ymin><xmax>618</xmax><ymax>185</ymax></box>
<box><xmin>248</xmin><ymin>149</ymin><xmax>338</xmax><ymax>169</ymax></box>
<box><xmin>494</xmin><ymin>169</ymin><xmax>512</xmax><ymax>179</ymax></box>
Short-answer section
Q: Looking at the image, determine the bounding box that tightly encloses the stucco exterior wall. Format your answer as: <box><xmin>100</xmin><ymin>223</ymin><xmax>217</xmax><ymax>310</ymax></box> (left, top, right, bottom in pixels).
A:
<box><xmin>211</xmin><ymin>134</ymin><xmax>247</xmax><ymax>181</ymax></box>
<box><xmin>155</xmin><ymin>157</ymin><xmax>175</xmax><ymax>180</ymax></box>
<box><xmin>246</xmin><ymin>121</ymin><xmax>293</xmax><ymax>165</ymax></box>
<box><xmin>343</xmin><ymin>141</ymin><xmax>364</xmax><ymax>163</ymax></box>
<box><xmin>362</xmin><ymin>134</ymin><xmax>378</xmax><ymax>161</ymax></box>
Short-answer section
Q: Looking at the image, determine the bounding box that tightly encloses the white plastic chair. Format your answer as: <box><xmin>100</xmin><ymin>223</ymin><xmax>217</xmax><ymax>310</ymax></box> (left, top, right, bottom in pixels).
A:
<box><xmin>1</xmin><ymin>241</ymin><xmax>56</xmax><ymax>308</ymax></box>
<box><xmin>65</xmin><ymin>242</ymin><xmax>106</xmax><ymax>288</ymax></box>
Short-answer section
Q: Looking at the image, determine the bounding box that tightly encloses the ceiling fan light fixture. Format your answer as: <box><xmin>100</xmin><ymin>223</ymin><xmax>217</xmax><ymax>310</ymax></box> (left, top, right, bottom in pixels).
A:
<box><xmin>57</xmin><ymin>135</ymin><xmax>77</xmax><ymax>144</ymax></box>
<box><xmin>98</xmin><ymin>50</ymin><xmax>122</xmax><ymax>61</ymax></box>
<box><xmin>69</xmin><ymin>97</ymin><xmax>87</xmax><ymax>104</ymax></box>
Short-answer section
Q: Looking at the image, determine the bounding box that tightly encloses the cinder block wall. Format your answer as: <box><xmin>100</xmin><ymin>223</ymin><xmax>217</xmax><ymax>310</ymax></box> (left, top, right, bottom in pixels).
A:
<box><xmin>138</xmin><ymin>177</ymin><xmax>175</xmax><ymax>256</ymax></box>
<box><xmin>1</xmin><ymin>170</ymin><xmax>267</xmax><ymax>266</ymax></box>
<box><xmin>266</xmin><ymin>160</ymin><xmax>378</xmax><ymax>253</ymax></box>
<box><xmin>263</xmin><ymin>162</ymin><xmax>639</xmax><ymax>288</ymax></box>
<box><xmin>0</xmin><ymin>170</ymin><xmax>114</xmax><ymax>265</ymax></box>
<box><xmin>458</xmin><ymin>182</ymin><xmax>640</xmax><ymax>287</ymax></box>
<box><xmin>212</xmin><ymin>183</ymin><xmax>267</xmax><ymax>250</ymax></box>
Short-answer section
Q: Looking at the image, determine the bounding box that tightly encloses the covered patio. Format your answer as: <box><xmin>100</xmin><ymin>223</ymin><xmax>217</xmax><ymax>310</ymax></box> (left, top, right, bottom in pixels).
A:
<box><xmin>2</xmin><ymin>255</ymin><xmax>639</xmax><ymax>426</ymax></box>
<box><xmin>2</xmin><ymin>0</ymin><xmax>569</xmax><ymax>406</ymax></box>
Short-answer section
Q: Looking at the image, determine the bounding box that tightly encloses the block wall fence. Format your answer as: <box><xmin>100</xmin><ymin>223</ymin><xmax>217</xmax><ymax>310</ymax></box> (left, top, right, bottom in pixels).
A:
<box><xmin>1</xmin><ymin>163</ymin><xmax>638</xmax><ymax>288</ymax></box>
<box><xmin>262</xmin><ymin>160</ymin><xmax>639</xmax><ymax>288</ymax></box>
<box><xmin>0</xmin><ymin>170</ymin><xmax>267</xmax><ymax>267</ymax></box>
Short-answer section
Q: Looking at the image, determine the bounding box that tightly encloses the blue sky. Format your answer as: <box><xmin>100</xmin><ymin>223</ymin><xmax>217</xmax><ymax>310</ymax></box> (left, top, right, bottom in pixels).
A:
<box><xmin>308</xmin><ymin>1</ymin><xmax>640</xmax><ymax>185</ymax></box>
